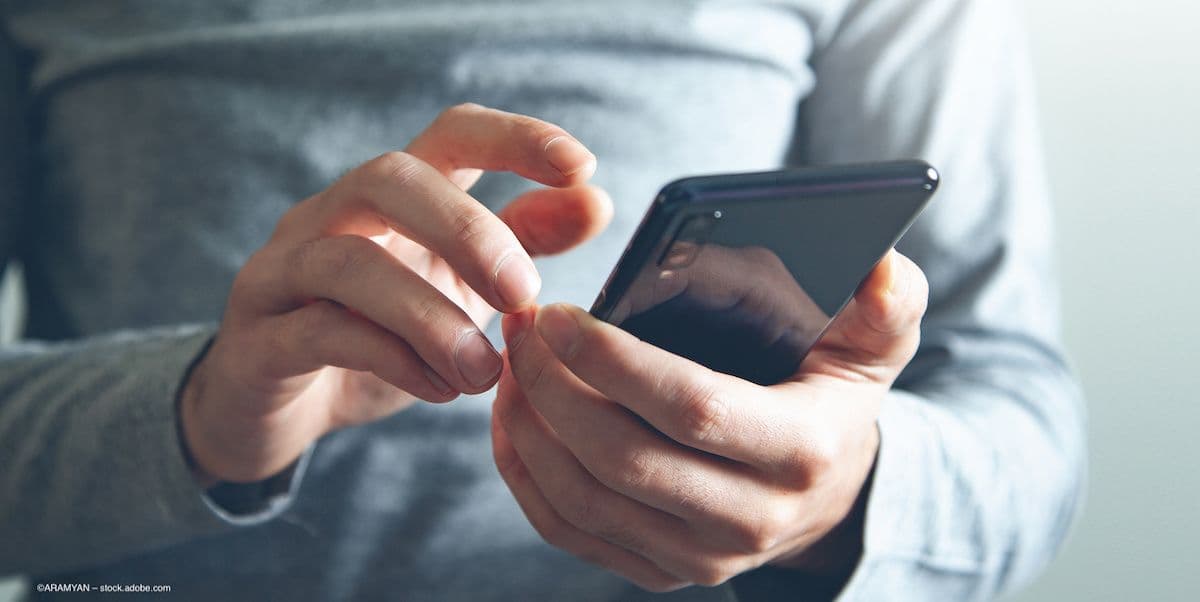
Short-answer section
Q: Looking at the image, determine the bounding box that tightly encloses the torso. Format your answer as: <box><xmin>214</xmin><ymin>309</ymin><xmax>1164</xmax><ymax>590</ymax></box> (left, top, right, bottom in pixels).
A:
<box><xmin>6</xmin><ymin>2</ymin><xmax>837</xmax><ymax>598</ymax></box>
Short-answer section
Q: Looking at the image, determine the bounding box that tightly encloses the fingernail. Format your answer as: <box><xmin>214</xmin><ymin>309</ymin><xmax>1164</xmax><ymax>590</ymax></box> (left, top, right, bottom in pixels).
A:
<box><xmin>882</xmin><ymin>254</ymin><xmax>898</xmax><ymax>296</ymax></box>
<box><xmin>536</xmin><ymin>304</ymin><xmax>581</xmax><ymax>359</ymax></box>
<box><xmin>494</xmin><ymin>253</ymin><xmax>540</xmax><ymax>308</ymax></box>
<box><xmin>503</xmin><ymin>310</ymin><xmax>534</xmax><ymax>352</ymax></box>
<box><xmin>885</xmin><ymin>253</ymin><xmax>910</xmax><ymax>299</ymax></box>
<box><xmin>544</xmin><ymin>136</ymin><xmax>596</xmax><ymax>178</ymax></box>
<box><xmin>423</xmin><ymin>366</ymin><xmax>455</xmax><ymax>397</ymax></box>
<box><xmin>456</xmin><ymin>331</ymin><xmax>503</xmax><ymax>389</ymax></box>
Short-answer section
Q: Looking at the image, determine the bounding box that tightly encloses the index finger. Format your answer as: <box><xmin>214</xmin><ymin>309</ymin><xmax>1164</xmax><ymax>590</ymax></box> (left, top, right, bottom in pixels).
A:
<box><xmin>406</xmin><ymin>103</ymin><xmax>597</xmax><ymax>190</ymax></box>
<box><xmin>528</xmin><ymin>303</ymin><xmax>799</xmax><ymax>471</ymax></box>
<box><xmin>316</xmin><ymin>152</ymin><xmax>543</xmax><ymax>312</ymax></box>
<box><xmin>275</xmin><ymin>105</ymin><xmax>599</xmax><ymax>313</ymax></box>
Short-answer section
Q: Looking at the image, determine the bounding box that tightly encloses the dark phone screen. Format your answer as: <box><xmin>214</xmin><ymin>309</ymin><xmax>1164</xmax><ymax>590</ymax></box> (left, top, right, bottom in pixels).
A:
<box><xmin>593</xmin><ymin>166</ymin><xmax>935</xmax><ymax>386</ymax></box>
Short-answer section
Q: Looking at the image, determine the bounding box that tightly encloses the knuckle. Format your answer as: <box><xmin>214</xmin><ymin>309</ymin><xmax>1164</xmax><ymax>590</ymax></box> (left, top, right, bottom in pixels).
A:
<box><xmin>299</xmin><ymin>302</ymin><xmax>356</xmax><ymax>367</ymax></box>
<box><xmin>296</xmin><ymin>301</ymin><xmax>339</xmax><ymax>344</ymax></box>
<box><xmin>605</xmin><ymin>447</ymin><xmax>661</xmax><ymax>493</ymax></box>
<box><xmin>449</xmin><ymin>207</ymin><xmax>494</xmax><ymax>248</ymax></box>
<box><xmin>671</xmin><ymin>477</ymin><xmax>718</xmax><ymax>519</ymax></box>
<box><xmin>290</xmin><ymin>238</ymin><xmax>326</xmax><ymax>280</ymax></box>
<box><xmin>364</xmin><ymin>150</ymin><xmax>423</xmax><ymax>188</ymax></box>
<box><xmin>263</xmin><ymin>318</ymin><xmax>292</xmax><ymax>360</ymax></box>
<box><xmin>441</xmin><ymin>102</ymin><xmax>485</xmax><ymax>122</ymax></box>
<box><xmin>283</xmin><ymin>242</ymin><xmax>315</xmax><ymax>291</ymax></box>
<box><xmin>229</xmin><ymin>249</ymin><xmax>271</xmax><ymax>306</ymax></box>
<box><xmin>411</xmin><ymin>294</ymin><xmax>450</xmax><ymax>332</ymax></box>
<box><xmin>780</xmin><ymin>428</ymin><xmax>840</xmax><ymax>488</ymax></box>
<box><xmin>675</xmin><ymin>382</ymin><xmax>728</xmax><ymax>446</ymax></box>
<box><xmin>593</xmin><ymin>522</ymin><xmax>645</xmax><ymax>556</ymax></box>
<box><xmin>558</xmin><ymin>487</ymin><xmax>600</xmax><ymax>531</ymax></box>
<box><xmin>587</xmin><ymin>515</ymin><xmax>647</xmax><ymax>556</ymax></box>
<box><xmin>272</xmin><ymin>201</ymin><xmax>309</xmax><ymax>240</ymax></box>
<box><xmin>802</xmin><ymin>429</ymin><xmax>841</xmax><ymax>478</ymax></box>
<box><xmin>519</xmin><ymin>358</ymin><xmax>555</xmax><ymax>399</ymax></box>
<box><xmin>727</xmin><ymin>520</ymin><xmax>775</xmax><ymax>556</ymax></box>
<box><xmin>730</xmin><ymin>503</ymin><xmax>793</xmax><ymax>555</ymax></box>
<box><xmin>304</xmin><ymin>236</ymin><xmax>372</xmax><ymax>282</ymax></box>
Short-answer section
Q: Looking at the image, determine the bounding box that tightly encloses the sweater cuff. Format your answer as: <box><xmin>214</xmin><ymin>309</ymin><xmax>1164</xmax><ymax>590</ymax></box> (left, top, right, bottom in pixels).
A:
<box><xmin>120</xmin><ymin>325</ymin><xmax>305</xmax><ymax>533</ymax></box>
<box><xmin>200</xmin><ymin>447</ymin><xmax>311</xmax><ymax>525</ymax></box>
<box><xmin>836</xmin><ymin>390</ymin><xmax>982</xmax><ymax>600</ymax></box>
<box><xmin>162</xmin><ymin>328</ymin><xmax>309</xmax><ymax>527</ymax></box>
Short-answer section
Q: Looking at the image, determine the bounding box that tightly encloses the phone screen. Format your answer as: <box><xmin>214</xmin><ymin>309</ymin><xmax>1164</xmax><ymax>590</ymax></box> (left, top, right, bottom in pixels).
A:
<box><xmin>592</xmin><ymin>164</ymin><xmax>936</xmax><ymax>385</ymax></box>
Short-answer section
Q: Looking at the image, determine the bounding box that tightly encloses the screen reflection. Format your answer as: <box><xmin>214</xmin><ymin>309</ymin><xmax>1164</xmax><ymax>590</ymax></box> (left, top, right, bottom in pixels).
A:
<box><xmin>607</xmin><ymin>243</ymin><xmax>829</xmax><ymax>386</ymax></box>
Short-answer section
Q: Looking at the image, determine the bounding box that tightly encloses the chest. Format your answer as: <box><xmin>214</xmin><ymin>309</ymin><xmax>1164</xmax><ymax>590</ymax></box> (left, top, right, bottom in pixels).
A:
<box><xmin>8</xmin><ymin>0</ymin><xmax>828</xmax><ymax>332</ymax></box>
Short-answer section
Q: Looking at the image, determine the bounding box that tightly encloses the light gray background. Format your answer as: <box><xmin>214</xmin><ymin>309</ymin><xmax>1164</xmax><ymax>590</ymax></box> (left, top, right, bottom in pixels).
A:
<box><xmin>2</xmin><ymin>1</ymin><xmax>1197</xmax><ymax>599</ymax></box>
<box><xmin>1008</xmin><ymin>0</ymin><xmax>1199</xmax><ymax>600</ymax></box>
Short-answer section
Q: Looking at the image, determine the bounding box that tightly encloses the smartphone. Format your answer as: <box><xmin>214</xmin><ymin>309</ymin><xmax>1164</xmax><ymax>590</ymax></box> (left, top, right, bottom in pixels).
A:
<box><xmin>589</xmin><ymin>161</ymin><xmax>939</xmax><ymax>386</ymax></box>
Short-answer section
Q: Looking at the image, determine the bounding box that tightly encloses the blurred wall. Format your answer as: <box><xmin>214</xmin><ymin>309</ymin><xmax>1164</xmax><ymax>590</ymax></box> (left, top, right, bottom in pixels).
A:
<box><xmin>1009</xmin><ymin>0</ymin><xmax>1200</xmax><ymax>600</ymax></box>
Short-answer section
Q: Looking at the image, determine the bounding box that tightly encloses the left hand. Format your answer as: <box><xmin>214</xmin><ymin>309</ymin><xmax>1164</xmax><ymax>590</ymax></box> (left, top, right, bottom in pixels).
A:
<box><xmin>491</xmin><ymin>250</ymin><xmax>928</xmax><ymax>591</ymax></box>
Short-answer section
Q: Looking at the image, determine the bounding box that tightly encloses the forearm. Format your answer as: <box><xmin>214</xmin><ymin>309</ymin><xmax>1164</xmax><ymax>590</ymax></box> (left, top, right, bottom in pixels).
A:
<box><xmin>842</xmin><ymin>355</ymin><xmax>1086</xmax><ymax>600</ymax></box>
<box><xmin>0</xmin><ymin>325</ymin><xmax>287</xmax><ymax>576</ymax></box>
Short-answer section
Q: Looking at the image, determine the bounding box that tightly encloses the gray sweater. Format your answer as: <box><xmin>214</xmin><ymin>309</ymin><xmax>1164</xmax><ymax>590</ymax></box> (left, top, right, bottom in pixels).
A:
<box><xmin>0</xmin><ymin>1</ymin><xmax>1085</xmax><ymax>600</ymax></box>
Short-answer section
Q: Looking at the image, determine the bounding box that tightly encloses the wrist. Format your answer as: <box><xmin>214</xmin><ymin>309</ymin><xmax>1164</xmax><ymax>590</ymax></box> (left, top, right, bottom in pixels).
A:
<box><xmin>177</xmin><ymin>347</ymin><xmax>277</xmax><ymax>486</ymax></box>
<box><xmin>175</xmin><ymin>340</ymin><xmax>222</xmax><ymax>489</ymax></box>
<box><xmin>177</xmin><ymin>345</ymin><xmax>327</xmax><ymax>484</ymax></box>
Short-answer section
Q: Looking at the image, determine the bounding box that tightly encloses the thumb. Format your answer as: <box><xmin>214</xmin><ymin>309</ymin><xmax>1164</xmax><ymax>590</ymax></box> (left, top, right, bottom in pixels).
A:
<box><xmin>499</xmin><ymin>185</ymin><xmax>614</xmax><ymax>257</ymax></box>
<box><xmin>803</xmin><ymin>250</ymin><xmax>929</xmax><ymax>381</ymax></box>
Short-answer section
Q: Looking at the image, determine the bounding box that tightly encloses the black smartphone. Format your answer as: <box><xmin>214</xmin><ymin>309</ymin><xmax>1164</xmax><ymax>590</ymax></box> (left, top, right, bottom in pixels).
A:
<box><xmin>589</xmin><ymin>161</ymin><xmax>939</xmax><ymax>386</ymax></box>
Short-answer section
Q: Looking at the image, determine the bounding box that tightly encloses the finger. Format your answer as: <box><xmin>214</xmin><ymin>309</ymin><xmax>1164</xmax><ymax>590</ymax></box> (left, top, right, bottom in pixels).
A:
<box><xmin>490</xmin><ymin>406</ymin><xmax>688</xmax><ymax>593</ymax></box>
<box><xmin>498</xmin><ymin>185</ymin><xmax>614</xmax><ymax>257</ymax></box>
<box><xmin>801</xmin><ymin>250</ymin><xmax>929</xmax><ymax>382</ymax></box>
<box><xmin>493</xmin><ymin>370</ymin><xmax>743</xmax><ymax>584</ymax></box>
<box><xmin>283</xmin><ymin>151</ymin><xmax>542</xmax><ymax>311</ymax></box>
<box><xmin>528</xmin><ymin>303</ymin><xmax>791</xmax><ymax>469</ymax></box>
<box><xmin>503</xmin><ymin>310</ymin><xmax>777</xmax><ymax>542</ymax></box>
<box><xmin>260</xmin><ymin>300</ymin><xmax>457</xmax><ymax>404</ymax></box>
<box><xmin>253</xmin><ymin>235</ymin><xmax>503</xmax><ymax>393</ymax></box>
<box><xmin>407</xmin><ymin>103</ymin><xmax>597</xmax><ymax>190</ymax></box>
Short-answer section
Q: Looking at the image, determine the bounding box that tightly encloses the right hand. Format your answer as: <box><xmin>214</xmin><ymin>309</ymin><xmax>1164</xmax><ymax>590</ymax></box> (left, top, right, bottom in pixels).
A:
<box><xmin>179</xmin><ymin>104</ymin><xmax>613</xmax><ymax>485</ymax></box>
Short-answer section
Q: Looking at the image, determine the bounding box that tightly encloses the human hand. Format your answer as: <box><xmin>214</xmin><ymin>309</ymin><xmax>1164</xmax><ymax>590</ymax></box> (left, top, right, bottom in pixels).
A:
<box><xmin>180</xmin><ymin>104</ymin><xmax>612</xmax><ymax>484</ymax></box>
<box><xmin>493</xmin><ymin>250</ymin><xmax>927</xmax><ymax>591</ymax></box>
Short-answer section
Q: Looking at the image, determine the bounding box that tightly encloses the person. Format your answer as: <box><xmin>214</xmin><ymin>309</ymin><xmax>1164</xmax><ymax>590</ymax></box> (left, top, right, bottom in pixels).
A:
<box><xmin>0</xmin><ymin>0</ymin><xmax>1085</xmax><ymax>600</ymax></box>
